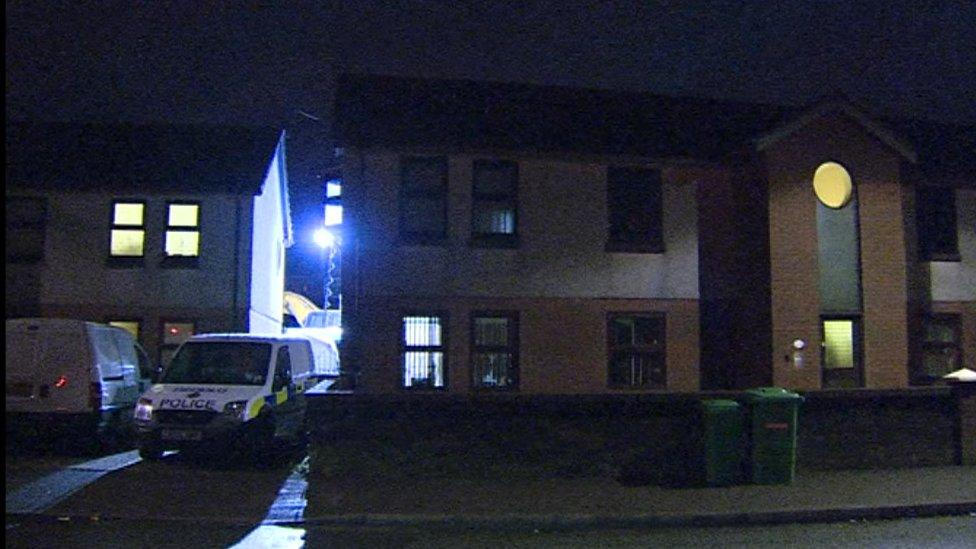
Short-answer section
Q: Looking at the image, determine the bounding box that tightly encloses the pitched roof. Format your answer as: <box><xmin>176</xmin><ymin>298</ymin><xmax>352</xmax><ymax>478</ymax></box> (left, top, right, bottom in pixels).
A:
<box><xmin>5</xmin><ymin>121</ymin><xmax>284</xmax><ymax>195</ymax></box>
<box><xmin>334</xmin><ymin>74</ymin><xmax>794</xmax><ymax>160</ymax></box>
<box><xmin>334</xmin><ymin>74</ymin><xmax>975</xmax><ymax>181</ymax></box>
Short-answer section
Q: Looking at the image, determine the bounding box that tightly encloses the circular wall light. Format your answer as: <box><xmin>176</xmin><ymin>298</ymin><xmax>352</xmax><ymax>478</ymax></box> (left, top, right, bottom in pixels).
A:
<box><xmin>812</xmin><ymin>162</ymin><xmax>853</xmax><ymax>209</ymax></box>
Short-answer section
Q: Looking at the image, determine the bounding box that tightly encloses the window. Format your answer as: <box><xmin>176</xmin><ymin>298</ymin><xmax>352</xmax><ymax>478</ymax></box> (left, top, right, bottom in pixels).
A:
<box><xmin>108</xmin><ymin>320</ymin><xmax>141</xmax><ymax>341</ymax></box>
<box><xmin>164</xmin><ymin>202</ymin><xmax>200</xmax><ymax>260</ymax></box>
<box><xmin>916</xmin><ymin>315</ymin><xmax>962</xmax><ymax>384</ymax></box>
<box><xmin>471</xmin><ymin>313</ymin><xmax>518</xmax><ymax>389</ymax></box>
<box><xmin>402</xmin><ymin>315</ymin><xmax>446</xmax><ymax>389</ymax></box>
<box><xmin>608</xmin><ymin>314</ymin><xmax>666</xmax><ymax>389</ymax></box>
<box><xmin>607</xmin><ymin>167</ymin><xmax>664</xmax><ymax>253</ymax></box>
<box><xmin>400</xmin><ymin>157</ymin><xmax>448</xmax><ymax>244</ymax></box>
<box><xmin>471</xmin><ymin>160</ymin><xmax>518</xmax><ymax>247</ymax></box>
<box><xmin>109</xmin><ymin>201</ymin><xmax>146</xmax><ymax>258</ymax></box>
<box><xmin>6</xmin><ymin>197</ymin><xmax>47</xmax><ymax>263</ymax></box>
<box><xmin>325</xmin><ymin>180</ymin><xmax>342</xmax><ymax>227</ymax></box>
<box><xmin>160</xmin><ymin>321</ymin><xmax>195</xmax><ymax>368</ymax></box>
<box><xmin>916</xmin><ymin>187</ymin><xmax>958</xmax><ymax>261</ymax></box>
<box><xmin>273</xmin><ymin>346</ymin><xmax>292</xmax><ymax>390</ymax></box>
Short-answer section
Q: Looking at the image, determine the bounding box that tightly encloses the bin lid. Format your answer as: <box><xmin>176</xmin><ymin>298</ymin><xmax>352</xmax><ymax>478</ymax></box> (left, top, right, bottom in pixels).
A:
<box><xmin>742</xmin><ymin>387</ymin><xmax>804</xmax><ymax>402</ymax></box>
<box><xmin>700</xmin><ymin>399</ymin><xmax>740</xmax><ymax>410</ymax></box>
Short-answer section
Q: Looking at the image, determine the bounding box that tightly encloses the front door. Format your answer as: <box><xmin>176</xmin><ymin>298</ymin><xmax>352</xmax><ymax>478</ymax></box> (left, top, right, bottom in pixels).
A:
<box><xmin>821</xmin><ymin>317</ymin><xmax>863</xmax><ymax>388</ymax></box>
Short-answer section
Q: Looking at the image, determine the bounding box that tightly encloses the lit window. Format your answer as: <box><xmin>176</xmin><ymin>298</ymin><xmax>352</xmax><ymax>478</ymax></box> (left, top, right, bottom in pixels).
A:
<box><xmin>108</xmin><ymin>320</ymin><xmax>140</xmax><ymax>340</ymax></box>
<box><xmin>110</xmin><ymin>201</ymin><xmax>145</xmax><ymax>257</ymax></box>
<box><xmin>165</xmin><ymin>203</ymin><xmax>200</xmax><ymax>257</ymax></box>
<box><xmin>607</xmin><ymin>168</ymin><xmax>664</xmax><ymax>253</ymax></box>
<box><xmin>813</xmin><ymin>162</ymin><xmax>853</xmax><ymax>209</ymax></box>
<box><xmin>6</xmin><ymin>196</ymin><xmax>47</xmax><ymax>263</ymax></box>
<box><xmin>160</xmin><ymin>321</ymin><xmax>195</xmax><ymax>367</ymax></box>
<box><xmin>608</xmin><ymin>314</ymin><xmax>666</xmax><ymax>388</ymax></box>
<box><xmin>471</xmin><ymin>160</ymin><xmax>518</xmax><ymax>248</ymax></box>
<box><xmin>400</xmin><ymin>157</ymin><xmax>447</xmax><ymax>244</ymax></box>
<box><xmin>402</xmin><ymin>315</ymin><xmax>445</xmax><ymax>389</ymax></box>
<box><xmin>471</xmin><ymin>313</ymin><xmax>518</xmax><ymax>389</ymax></box>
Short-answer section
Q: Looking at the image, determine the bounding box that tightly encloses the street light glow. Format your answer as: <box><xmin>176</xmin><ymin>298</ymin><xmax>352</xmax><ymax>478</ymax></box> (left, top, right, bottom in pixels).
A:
<box><xmin>313</xmin><ymin>228</ymin><xmax>335</xmax><ymax>249</ymax></box>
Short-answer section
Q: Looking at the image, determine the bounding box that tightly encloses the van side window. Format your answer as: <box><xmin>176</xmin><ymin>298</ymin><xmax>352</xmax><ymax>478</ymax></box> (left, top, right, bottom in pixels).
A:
<box><xmin>274</xmin><ymin>347</ymin><xmax>292</xmax><ymax>390</ymax></box>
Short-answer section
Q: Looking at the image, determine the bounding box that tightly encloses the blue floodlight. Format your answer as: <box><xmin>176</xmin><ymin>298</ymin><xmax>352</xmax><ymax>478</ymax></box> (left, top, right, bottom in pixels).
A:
<box><xmin>313</xmin><ymin>228</ymin><xmax>335</xmax><ymax>249</ymax></box>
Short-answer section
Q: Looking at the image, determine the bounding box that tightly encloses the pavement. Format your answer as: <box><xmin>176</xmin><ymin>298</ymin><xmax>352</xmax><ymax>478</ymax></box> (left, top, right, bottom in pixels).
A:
<box><xmin>302</xmin><ymin>466</ymin><xmax>976</xmax><ymax>529</ymax></box>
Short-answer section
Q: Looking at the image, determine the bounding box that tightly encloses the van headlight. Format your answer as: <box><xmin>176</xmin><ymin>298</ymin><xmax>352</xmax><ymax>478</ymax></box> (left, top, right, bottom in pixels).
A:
<box><xmin>134</xmin><ymin>398</ymin><xmax>153</xmax><ymax>421</ymax></box>
<box><xmin>223</xmin><ymin>400</ymin><xmax>249</xmax><ymax>421</ymax></box>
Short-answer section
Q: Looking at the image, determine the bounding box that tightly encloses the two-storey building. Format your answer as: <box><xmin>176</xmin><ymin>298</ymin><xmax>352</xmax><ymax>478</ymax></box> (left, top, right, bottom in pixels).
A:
<box><xmin>333</xmin><ymin>75</ymin><xmax>974</xmax><ymax>394</ymax></box>
<box><xmin>5</xmin><ymin>122</ymin><xmax>293</xmax><ymax>366</ymax></box>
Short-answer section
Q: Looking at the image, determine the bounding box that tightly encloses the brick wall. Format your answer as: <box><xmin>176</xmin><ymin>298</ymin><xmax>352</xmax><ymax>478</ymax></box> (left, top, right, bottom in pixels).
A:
<box><xmin>763</xmin><ymin>114</ymin><xmax>911</xmax><ymax>389</ymax></box>
<box><xmin>347</xmin><ymin>295</ymin><xmax>699</xmax><ymax>394</ymax></box>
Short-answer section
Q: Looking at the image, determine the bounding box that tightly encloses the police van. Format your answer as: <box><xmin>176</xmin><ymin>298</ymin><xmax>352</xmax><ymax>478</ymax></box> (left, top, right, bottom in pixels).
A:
<box><xmin>134</xmin><ymin>333</ymin><xmax>316</xmax><ymax>460</ymax></box>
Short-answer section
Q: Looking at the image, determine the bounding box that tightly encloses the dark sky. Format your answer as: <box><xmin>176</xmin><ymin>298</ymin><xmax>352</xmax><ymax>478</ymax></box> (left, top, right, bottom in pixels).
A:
<box><xmin>6</xmin><ymin>0</ymin><xmax>975</xmax><ymax>289</ymax></box>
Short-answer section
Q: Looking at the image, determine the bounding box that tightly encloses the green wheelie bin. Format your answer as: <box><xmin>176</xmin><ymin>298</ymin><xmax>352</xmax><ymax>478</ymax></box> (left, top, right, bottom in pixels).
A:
<box><xmin>700</xmin><ymin>399</ymin><xmax>746</xmax><ymax>486</ymax></box>
<box><xmin>742</xmin><ymin>387</ymin><xmax>804</xmax><ymax>484</ymax></box>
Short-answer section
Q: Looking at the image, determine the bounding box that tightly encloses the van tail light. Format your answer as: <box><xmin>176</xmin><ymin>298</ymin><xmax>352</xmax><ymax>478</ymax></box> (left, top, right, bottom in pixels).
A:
<box><xmin>89</xmin><ymin>382</ymin><xmax>103</xmax><ymax>410</ymax></box>
<box><xmin>55</xmin><ymin>375</ymin><xmax>69</xmax><ymax>388</ymax></box>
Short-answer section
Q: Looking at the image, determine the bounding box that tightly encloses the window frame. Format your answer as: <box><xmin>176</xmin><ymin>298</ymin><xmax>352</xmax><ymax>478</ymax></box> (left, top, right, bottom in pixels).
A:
<box><xmin>916</xmin><ymin>186</ymin><xmax>959</xmax><ymax>262</ymax></box>
<box><xmin>470</xmin><ymin>311</ymin><xmax>519</xmax><ymax>391</ymax></box>
<box><xmin>606</xmin><ymin>167</ymin><xmax>665</xmax><ymax>254</ymax></box>
<box><xmin>161</xmin><ymin>200</ymin><xmax>201</xmax><ymax>268</ymax></box>
<box><xmin>5</xmin><ymin>196</ymin><xmax>48</xmax><ymax>264</ymax></box>
<box><xmin>470</xmin><ymin>159</ymin><xmax>519</xmax><ymax>249</ymax></box>
<box><xmin>606</xmin><ymin>312</ymin><xmax>667</xmax><ymax>390</ymax></box>
<box><xmin>914</xmin><ymin>313</ymin><xmax>963</xmax><ymax>385</ymax></box>
<box><xmin>400</xmin><ymin>312</ymin><xmax>449</xmax><ymax>390</ymax></box>
<box><xmin>399</xmin><ymin>156</ymin><xmax>449</xmax><ymax>246</ymax></box>
<box><xmin>107</xmin><ymin>199</ymin><xmax>147</xmax><ymax>267</ymax></box>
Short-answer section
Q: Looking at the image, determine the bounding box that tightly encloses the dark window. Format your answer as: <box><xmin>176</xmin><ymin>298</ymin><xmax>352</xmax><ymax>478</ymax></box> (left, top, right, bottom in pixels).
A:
<box><xmin>607</xmin><ymin>167</ymin><xmax>664</xmax><ymax>253</ymax></box>
<box><xmin>915</xmin><ymin>314</ymin><xmax>962</xmax><ymax>384</ymax></box>
<box><xmin>274</xmin><ymin>346</ymin><xmax>292</xmax><ymax>390</ymax></box>
<box><xmin>608</xmin><ymin>313</ymin><xmax>666</xmax><ymax>388</ymax></box>
<box><xmin>471</xmin><ymin>160</ymin><xmax>518</xmax><ymax>248</ymax></box>
<box><xmin>402</xmin><ymin>314</ymin><xmax>446</xmax><ymax>389</ymax></box>
<box><xmin>6</xmin><ymin>196</ymin><xmax>47</xmax><ymax>263</ymax></box>
<box><xmin>916</xmin><ymin>187</ymin><xmax>959</xmax><ymax>261</ymax></box>
<box><xmin>159</xmin><ymin>321</ymin><xmax>195</xmax><ymax>368</ymax></box>
<box><xmin>471</xmin><ymin>313</ymin><xmax>518</xmax><ymax>389</ymax></box>
<box><xmin>400</xmin><ymin>157</ymin><xmax>448</xmax><ymax>244</ymax></box>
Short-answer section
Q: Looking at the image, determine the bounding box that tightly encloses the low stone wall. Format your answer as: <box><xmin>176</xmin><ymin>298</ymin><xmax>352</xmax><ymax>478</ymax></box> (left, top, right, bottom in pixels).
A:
<box><xmin>308</xmin><ymin>387</ymin><xmax>962</xmax><ymax>483</ymax></box>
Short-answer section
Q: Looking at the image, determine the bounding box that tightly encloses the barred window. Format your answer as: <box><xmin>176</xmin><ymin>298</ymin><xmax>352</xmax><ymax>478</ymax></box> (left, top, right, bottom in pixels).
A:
<box><xmin>402</xmin><ymin>315</ymin><xmax>446</xmax><ymax>389</ymax></box>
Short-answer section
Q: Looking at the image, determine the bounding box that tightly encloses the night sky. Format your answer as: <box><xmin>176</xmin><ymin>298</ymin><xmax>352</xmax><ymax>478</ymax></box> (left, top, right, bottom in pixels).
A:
<box><xmin>7</xmin><ymin>1</ymin><xmax>976</xmax><ymax>291</ymax></box>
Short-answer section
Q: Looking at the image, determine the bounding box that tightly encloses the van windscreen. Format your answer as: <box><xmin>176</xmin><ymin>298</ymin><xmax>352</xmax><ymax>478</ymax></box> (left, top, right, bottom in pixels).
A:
<box><xmin>162</xmin><ymin>342</ymin><xmax>272</xmax><ymax>385</ymax></box>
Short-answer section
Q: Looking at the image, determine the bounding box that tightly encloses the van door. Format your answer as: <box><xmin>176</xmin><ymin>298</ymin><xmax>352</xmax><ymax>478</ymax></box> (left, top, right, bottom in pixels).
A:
<box><xmin>270</xmin><ymin>345</ymin><xmax>304</xmax><ymax>439</ymax></box>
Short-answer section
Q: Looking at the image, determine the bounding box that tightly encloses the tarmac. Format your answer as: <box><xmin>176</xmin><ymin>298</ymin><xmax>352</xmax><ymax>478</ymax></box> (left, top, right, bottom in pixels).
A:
<box><xmin>8</xmin><ymin>460</ymin><xmax>974</xmax><ymax>530</ymax></box>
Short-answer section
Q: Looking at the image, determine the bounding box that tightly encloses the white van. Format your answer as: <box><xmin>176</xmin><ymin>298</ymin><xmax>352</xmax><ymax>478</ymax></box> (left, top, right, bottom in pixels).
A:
<box><xmin>5</xmin><ymin>318</ymin><xmax>151</xmax><ymax>446</ymax></box>
<box><xmin>134</xmin><ymin>333</ymin><xmax>314</xmax><ymax>460</ymax></box>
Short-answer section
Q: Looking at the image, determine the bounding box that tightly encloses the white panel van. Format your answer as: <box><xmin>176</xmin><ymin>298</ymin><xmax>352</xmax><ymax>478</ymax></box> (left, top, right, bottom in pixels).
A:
<box><xmin>5</xmin><ymin>318</ymin><xmax>151</xmax><ymax>448</ymax></box>
<box><xmin>134</xmin><ymin>333</ymin><xmax>314</xmax><ymax>460</ymax></box>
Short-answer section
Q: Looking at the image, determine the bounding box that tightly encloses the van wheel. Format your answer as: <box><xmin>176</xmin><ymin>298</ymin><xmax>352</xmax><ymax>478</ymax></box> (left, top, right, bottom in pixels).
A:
<box><xmin>139</xmin><ymin>443</ymin><xmax>164</xmax><ymax>460</ymax></box>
